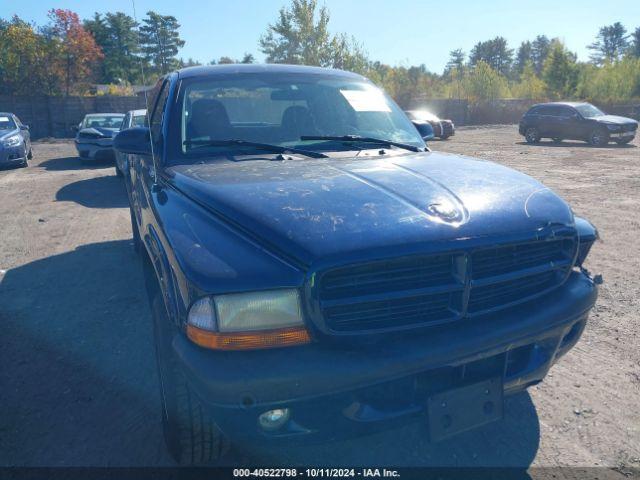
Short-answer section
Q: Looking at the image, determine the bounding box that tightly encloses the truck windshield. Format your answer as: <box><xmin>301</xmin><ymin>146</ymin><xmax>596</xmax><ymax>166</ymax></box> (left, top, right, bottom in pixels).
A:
<box><xmin>82</xmin><ymin>114</ymin><xmax>125</xmax><ymax>129</ymax></box>
<box><xmin>178</xmin><ymin>73</ymin><xmax>424</xmax><ymax>157</ymax></box>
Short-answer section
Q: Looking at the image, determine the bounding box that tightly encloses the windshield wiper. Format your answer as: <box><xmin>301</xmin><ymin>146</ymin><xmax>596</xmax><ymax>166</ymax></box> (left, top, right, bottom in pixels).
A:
<box><xmin>183</xmin><ymin>139</ymin><xmax>328</xmax><ymax>159</ymax></box>
<box><xmin>300</xmin><ymin>135</ymin><xmax>423</xmax><ymax>153</ymax></box>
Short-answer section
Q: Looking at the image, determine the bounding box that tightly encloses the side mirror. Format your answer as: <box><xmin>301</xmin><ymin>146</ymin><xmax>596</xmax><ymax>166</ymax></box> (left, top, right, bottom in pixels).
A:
<box><xmin>72</xmin><ymin>125</ymin><xmax>80</xmax><ymax>133</ymax></box>
<box><xmin>114</xmin><ymin>127</ymin><xmax>152</xmax><ymax>155</ymax></box>
<box><xmin>412</xmin><ymin>121</ymin><xmax>435</xmax><ymax>141</ymax></box>
<box><xmin>20</xmin><ymin>124</ymin><xmax>29</xmax><ymax>131</ymax></box>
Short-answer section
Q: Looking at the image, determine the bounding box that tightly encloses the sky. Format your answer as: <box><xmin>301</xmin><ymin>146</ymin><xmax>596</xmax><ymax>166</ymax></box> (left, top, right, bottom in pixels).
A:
<box><xmin>4</xmin><ymin>0</ymin><xmax>640</xmax><ymax>73</ymax></box>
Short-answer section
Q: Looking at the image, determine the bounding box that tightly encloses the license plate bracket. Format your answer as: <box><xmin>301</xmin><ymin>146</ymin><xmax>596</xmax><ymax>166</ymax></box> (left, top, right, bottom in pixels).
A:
<box><xmin>427</xmin><ymin>377</ymin><xmax>503</xmax><ymax>442</ymax></box>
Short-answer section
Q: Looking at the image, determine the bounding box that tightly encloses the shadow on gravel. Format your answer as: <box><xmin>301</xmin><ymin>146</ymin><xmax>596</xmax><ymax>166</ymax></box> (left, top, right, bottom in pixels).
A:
<box><xmin>0</xmin><ymin>239</ymin><xmax>542</xmax><ymax>468</ymax></box>
<box><xmin>56</xmin><ymin>175</ymin><xmax>129</xmax><ymax>209</ymax></box>
<box><xmin>516</xmin><ymin>141</ymin><xmax>636</xmax><ymax>148</ymax></box>
<box><xmin>39</xmin><ymin>156</ymin><xmax>114</xmax><ymax>171</ymax></box>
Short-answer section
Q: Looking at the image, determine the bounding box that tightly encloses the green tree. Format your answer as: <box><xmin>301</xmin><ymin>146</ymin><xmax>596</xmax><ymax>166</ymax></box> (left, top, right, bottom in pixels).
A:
<box><xmin>512</xmin><ymin>62</ymin><xmax>547</xmax><ymax>99</ymax></box>
<box><xmin>463</xmin><ymin>60</ymin><xmax>510</xmax><ymax>101</ymax></box>
<box><xmin>444</xmin><ymin>48</ymin><xmax>465</xmax><ymax>77</ymax></box>
<box><xmin>0</xmin><ymin>16</ymin><xmax>49</xmax><ymax>95</ymax></box>
<box><xmin>542</xmin><ymin>42</ymin><xmax>578</xmax><ymax>98</ymax></box>
<box><xmin>531</xmin><ymin>35</ymin><xmax>552</xmax><ymax>74</ymax></box>
<box><xmin>84</xmin><ymin>12</ymin><xmax>142</xmax><ymax>84</ymax></box>
<box><xmin>139</xmin><ymin>11</ymin><xmax>185</xmax><ymax>75</ymax></box>
<box><xmin>577</xmin><ymin>57</ymin><xmax>640</xmax><ymax>102</ymax></box>
<box><xmin>515</xmin><ymin>41</ymin><xmax>533</xmax><ymax>74</ymax></box>
<box><xmin>259</xmin><ymin>0</ymin><xmax>368</xmax><ymax>70</ymax></box>
<box><xmin>260</xmin><ymin>0</ymin><xmax>332</xmax><ymax>65</ymax></box>
<box><xmin>469</xmin><ymin>37</ymin><xmax>513</xmax><ymax>76</ymax></box>
<box><xmin>588</xmin><ymin>22</ymin><xmax>629</xmax><ymax>64</ymax></box>
<box><xmin>629</xmin><ymin>27</ymin><xmax>640</xmax><ymax>57</ymax></box>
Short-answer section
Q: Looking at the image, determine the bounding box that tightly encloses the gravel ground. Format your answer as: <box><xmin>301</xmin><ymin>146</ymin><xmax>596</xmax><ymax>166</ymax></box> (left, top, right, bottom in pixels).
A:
<box><xmin>0</xmin><ymin>126</ymin><xmax>638</xmax><ymax>469</ymax></box>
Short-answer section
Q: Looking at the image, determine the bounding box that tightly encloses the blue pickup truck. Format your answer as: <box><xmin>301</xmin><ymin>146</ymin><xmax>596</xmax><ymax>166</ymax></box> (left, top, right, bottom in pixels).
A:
<box><xmin>114</xmin><ymin>64</ymin><xmax>598</xmax><ymax>464</ymax></box>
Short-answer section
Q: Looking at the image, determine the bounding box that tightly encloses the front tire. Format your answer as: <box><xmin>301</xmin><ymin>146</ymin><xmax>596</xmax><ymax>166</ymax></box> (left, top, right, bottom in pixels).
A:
<box><xmin>150</xmin><ymin>292</ymin><xmax>230</xmax><ymax>465</ymax></box>
<box><xmin>588</xmin><ymin>128</ymin><xmax>608</xmax><ymax>146</ymax></box>
<box><xmin>524</xmin><ymin>127</ymin><xmax>540</xmax><ymax>144</ymax></box>
<box><xmin>27</xmin><ymin>148</ymin><xmax>33</xmax><ymax>160</ymax></box>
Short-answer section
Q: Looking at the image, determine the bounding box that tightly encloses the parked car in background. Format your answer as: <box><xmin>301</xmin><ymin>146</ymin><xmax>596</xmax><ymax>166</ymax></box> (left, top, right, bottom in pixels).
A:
<box><xmin>410</xmin><ymin>119</ymin><xmax>435</xmax><ymax>142</ymax></box>
<box><xmin>406</xmin><ymin>109</ymin><xmax>455</xmax><ymax>139</ymax></box>
<box><xmin>519</xmin><ymin>102</ymin><xmax>638</xmax><ymax>146</ymax></box>
<box><xmin>74</xmin><ymin>113</ymin><xmax>125</xmax><ymax>162</ymax></box>
<box><xmin>0</xmin><ymin>113</ymin><xmax>32</xmax><ymax>169</ymax></box>
<box><xmin>115</xmin><ymin>109</ymin><xmax>147</xmax><ymax>177</ymax></box>
<box><xmin>114</xmin><ymin>64</ymin><xmax>598</xmax><ymax>465</ymax></box>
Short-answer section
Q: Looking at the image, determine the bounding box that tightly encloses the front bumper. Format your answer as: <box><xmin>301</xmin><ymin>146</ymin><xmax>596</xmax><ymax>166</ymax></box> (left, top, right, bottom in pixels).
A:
<box><xmin>173</xmin><ymin>271</ymin><xmax>596</xmax><ymax>443</ymax></box>
<box><xmin>74</xmin><ymin>139</ymin><xmax>115</xmax><ymax>160</ymax></box>
<box><xmin>0</xmin><ymin>144</ymin><xmax>27</xmax><ymax>166</ymax></box>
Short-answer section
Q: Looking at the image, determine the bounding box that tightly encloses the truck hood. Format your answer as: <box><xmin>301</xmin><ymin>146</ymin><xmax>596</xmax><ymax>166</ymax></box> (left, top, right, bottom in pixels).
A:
<box><xmin>167</xmin><ymin>152</ymin><xmax>574</xmax><ymax>265</ymax></box>
<box><xmin>594</xmin><ymin>115</ymin><xmax>638</xmax><ymax>126</ymax></box>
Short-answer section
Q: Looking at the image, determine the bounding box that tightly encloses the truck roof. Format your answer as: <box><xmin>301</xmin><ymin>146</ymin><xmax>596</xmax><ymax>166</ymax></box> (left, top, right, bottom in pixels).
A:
<box><xmin>176</xmin><ymin>63</ymin><xmax>366</xmax><ymax>80</ymax></box>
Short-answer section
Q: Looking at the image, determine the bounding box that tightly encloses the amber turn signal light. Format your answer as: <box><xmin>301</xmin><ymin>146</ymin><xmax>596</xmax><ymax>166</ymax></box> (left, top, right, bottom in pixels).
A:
<box><xmin>186</xmin><ymin>324</ymin><xmax>311</xmax><ymax>350</ymax></box>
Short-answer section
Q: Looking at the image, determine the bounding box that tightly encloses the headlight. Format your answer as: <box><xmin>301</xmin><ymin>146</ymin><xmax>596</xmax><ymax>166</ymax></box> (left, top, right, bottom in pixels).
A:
<box><xmin>605</xmin><ymin>124</ymin><xmax>620</xmax><ymax>131</ymax></box>
<box><xmin>2</xmin><ymin>135</ymin><xmax>21</xmax><ymax>147</ymax></box>
<box><xmin>186</xmin><ymin>289</ymin><xmax>310</xmax><ymax>350</ymax></box>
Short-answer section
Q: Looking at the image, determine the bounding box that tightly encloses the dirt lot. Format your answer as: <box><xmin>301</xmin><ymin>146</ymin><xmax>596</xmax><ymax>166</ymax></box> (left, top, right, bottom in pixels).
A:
<box><xmin>0</xmin><ymin>126</ymin><xmax>638</xmax><ymax>469</ymax></box>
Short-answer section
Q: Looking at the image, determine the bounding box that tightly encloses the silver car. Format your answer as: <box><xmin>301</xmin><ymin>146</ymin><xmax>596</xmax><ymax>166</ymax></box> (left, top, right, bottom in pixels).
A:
<box><xmin>115</xmin><ymin>109</ymin><xmax>147</xmax><ymax>178</ymax></box>
<box><xmin>74</xmin><ymin>113</ymin><xmax>125</xmax><ymax>162</ymax></box>
<box><xmin>0</xmin><ymin>113</ymin><xmax>32</xmax><ymax>169</ymax></box>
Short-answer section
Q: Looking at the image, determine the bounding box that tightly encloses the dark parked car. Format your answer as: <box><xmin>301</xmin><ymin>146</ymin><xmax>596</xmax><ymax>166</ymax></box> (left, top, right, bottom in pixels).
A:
<box><xmin>115</xmin><ymin>109</ymin><xmax>147</xmax><ymax>178</ymax></box>
<box><xmin>0</xmin><ymin>112</ymin><xmax>32</xmax><ymax>169</ymax></box>
<box><xmin>519</xmin><ymin>102</ymin><xmax>638</xmax><ymax>146</ymax></box>
<box><xmin>115</xmin><ymin>64</ymin><xmax>598</xmax><ymax>465</ymax></box>
<box><xmin>74</xmin><ymin>113</ymin><xmax>125</xmax><ymax>162</ymax></box>
<box><xmin>406</xmin><ymin>109</ymin><xmax>455</xmax><ymax>139</ymax></box>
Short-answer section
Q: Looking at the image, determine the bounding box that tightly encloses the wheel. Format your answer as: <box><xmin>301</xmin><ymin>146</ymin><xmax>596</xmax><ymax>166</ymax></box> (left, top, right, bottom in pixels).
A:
<box><xmin>588</xmin><ymin>128</ymin><xmax>608</xmax><ymax>146</ymax></box>
<box><xmin>150</xmin><ymin>291</ymin><xmax>230</xmax><ymax>465</ymax></box>
<box><xmin>552</xmin><ymin>137</ymin><xmax>563</xmax><ymax>143</ymax></box>
<box><xmin>115</xmin><ymin>165</ymin><xmax>124</xmax><ymax>178</ymax></box>
<box><xmin>616</xmin><ymin>137</ymin><xmax>633</xmax><ymax>145</ymax></box>
<box><xmin>524</xmin><ymin>127</ymin><xmax>540</xmax><ymax>144</ymax></box>
<box><xmin>27</xmin><ymin>148</ymin><xmax>33</xmax><ymax>160</ymax></box>
<box><xmin>129</xmin><ymin>206</ymin><xmax>143</xmax><ymax>254</ymax></box>
<box><xmin>440</xmin><ymin>134</ymin><xmax>450</xmax><ymax>140</ymax></box>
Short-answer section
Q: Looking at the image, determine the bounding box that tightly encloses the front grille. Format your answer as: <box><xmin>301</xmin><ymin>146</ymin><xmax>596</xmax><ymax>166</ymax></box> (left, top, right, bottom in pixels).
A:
<box><xmin>320</xmin><ymin>254</ymin><xmax>456</xmax><ymax>300</ymax></box>
<box><xmin>324</xmin><ymin>291</ymin><xmax>456</xmax><ymax>332</ymax></box>
<box><xmin>471</xmin><ymin>239</ymin><xmax>572</xmax><ymax>279</ymax></box>
<box><xmin>316</xmin><ymin>236</ymin><xmax>576</xmax><ymax>333</ymax></box>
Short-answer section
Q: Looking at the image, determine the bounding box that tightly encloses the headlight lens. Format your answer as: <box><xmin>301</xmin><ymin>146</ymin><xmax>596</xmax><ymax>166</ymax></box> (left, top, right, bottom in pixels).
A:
<box><xmin>214</xmin><ymin>289</ymin><xmax>303</xmax><ymax>332</ymax></box>
<box><xmin>187</xmin><ymin>289</ymin><xmax>303</xmax><ymax>333</ymax></box>
<box><xmin>606</xmin><ymin>124</ymin><xmax>619</xmax><ymax>131</ymax></box>
<box><xmin>2</xmin><ymin>135</ymin><xmax>21</xmax><ymax>147</ymax></box>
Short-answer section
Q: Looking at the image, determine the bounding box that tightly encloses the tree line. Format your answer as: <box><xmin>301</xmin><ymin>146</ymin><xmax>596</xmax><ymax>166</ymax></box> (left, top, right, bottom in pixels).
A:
<box><xmin>1</xmin><ymin>0</ymin><xmax>639</xmax><ymax>104</ymax></box>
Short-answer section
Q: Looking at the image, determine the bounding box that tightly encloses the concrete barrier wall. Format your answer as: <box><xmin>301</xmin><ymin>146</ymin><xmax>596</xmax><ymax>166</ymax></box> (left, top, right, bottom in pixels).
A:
<box><xmin>1</xmin><ymin>95</ymin><xmax>638</xmax><ymax>139</ymax></box>
<box><xmin>0</xmin><ymin>95</ymin><xmax>146</xmax><ymax>139</ymax></box>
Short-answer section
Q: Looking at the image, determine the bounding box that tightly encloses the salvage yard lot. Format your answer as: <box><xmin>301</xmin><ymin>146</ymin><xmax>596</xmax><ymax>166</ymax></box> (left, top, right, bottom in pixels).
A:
<box><xmin>0</xmin><ymin>126</ymin><xmax>638</xmax><ymax>468</ymax></box>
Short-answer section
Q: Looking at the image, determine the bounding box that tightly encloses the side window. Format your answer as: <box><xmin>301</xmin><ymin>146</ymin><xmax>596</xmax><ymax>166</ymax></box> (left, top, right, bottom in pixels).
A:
<box><xmin>559</xmin><ymin>107</ymin><xmax>575</xmax><ymax>118</ymax></box>
<box><xmin>150</xmin><ymin>80</ymin><xmax>169</xmax><ymax>142</ymax></box>
<box><xmin>537</xmin><ymin>106</ymin><xmax>552</xmax><ymax>116</ymax></box>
